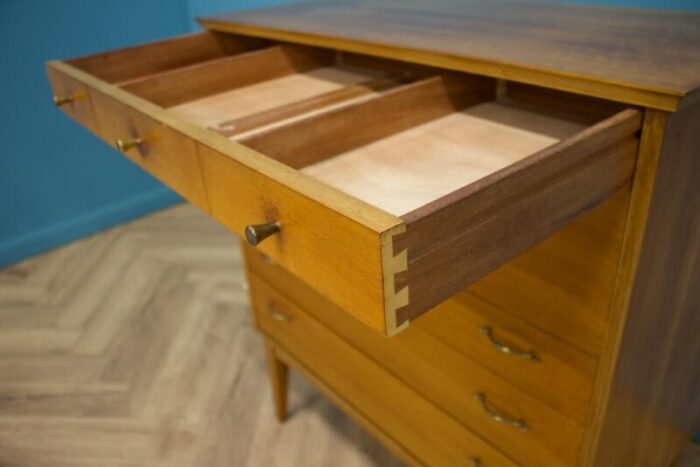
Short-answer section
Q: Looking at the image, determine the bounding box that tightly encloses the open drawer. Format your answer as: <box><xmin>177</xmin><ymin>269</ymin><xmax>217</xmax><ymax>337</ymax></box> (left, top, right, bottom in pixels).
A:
<box><xmin>47</xmin><ymin>31</ymin><xmax>641</xmax><ymax>336</ymax></box>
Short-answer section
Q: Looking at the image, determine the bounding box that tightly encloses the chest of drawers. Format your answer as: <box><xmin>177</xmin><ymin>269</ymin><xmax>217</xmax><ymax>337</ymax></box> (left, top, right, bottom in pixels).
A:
<box><xmin>47</xmin><ymin>1</ymin><xmax>700</xmax><ymax>465</ymax></box>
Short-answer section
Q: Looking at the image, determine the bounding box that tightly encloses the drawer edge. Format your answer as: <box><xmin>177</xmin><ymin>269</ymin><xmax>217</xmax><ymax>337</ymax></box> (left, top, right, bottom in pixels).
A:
<box><xmin>47</xmin><ymin>60</ymin><xmax>409</xmax><ymax>336</ymax></box>
<box><xmin>46</xmin><ymin>61</ymin><xmax>402</xmax><ymax>233</ymax></box>
<box><xmin>394</xmin><ymin>110</ymin><xmax>641</xmax><ymax>326</ymax></box>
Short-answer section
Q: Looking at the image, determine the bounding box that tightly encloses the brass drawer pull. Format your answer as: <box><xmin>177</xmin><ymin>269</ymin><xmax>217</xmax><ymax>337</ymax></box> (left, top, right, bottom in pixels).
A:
<box><xmin>245</xmin><ymin>222</ymin><xmax>280</xmax><ymax>246</ymax></box>
<box><xmin>115</xmin><ymin>137</ymin><xmax>145</xmax><ymax>153</ymax></box>
<box><xmin>259</xmin><ymin>253</ymin><xmax>276</xmax><ymax>265</ymax></box>
<box><xmin>478</xmin><ymin>326</ymin><xmax>538</xmax><ymax>361</ymax></box>
<box><xmin>53</xmin><ymin>94</ymin><xmax>77</xmax><ymax>107</ymax></box>
<box><xmin>474</xmin><ymin>393</ymin><xmax>527</xmax><ymax>431</ymax></box>
<box><xmin>468</xmin><ymin>457</ymin><xmax>480</xmax><ymax>466</ymax></box>
<box><xmin>268</xmin><ymin>304</ymin><xmax>293</xmax><ymax>322</ymax></box>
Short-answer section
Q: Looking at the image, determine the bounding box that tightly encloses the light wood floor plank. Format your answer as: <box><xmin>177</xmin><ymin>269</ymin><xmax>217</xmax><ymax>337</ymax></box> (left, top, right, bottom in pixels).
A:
<box><xmin>0</xmin><ymin>203</ymin><xmax>402</xmax><ymax>467</ymax></box>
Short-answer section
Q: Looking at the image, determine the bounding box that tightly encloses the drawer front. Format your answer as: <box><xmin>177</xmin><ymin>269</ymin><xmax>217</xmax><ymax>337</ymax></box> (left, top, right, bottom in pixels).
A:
<box><xmin>47</xmin><ymin>57</ymin><xmax>400</xmax><ymax>336</ymax></box>
<box><xmin>196</xmin><ymin>141</ymin><xmax>397</xmax><ymax>334</ymax></box>
<box><xmin>246</xmin><ymin>223</ymin><xmax>599</xmax><ymax>424</ymax></box>
<box><xmin>420</xmin><ymin>291</ymin><xmax>596</xmax><ymax>424</ymax></box>
<box><xmin>467</xmin><ymin>188</ymin><xmax>630</xmax><ymax>355</ymax></box>
<box><xmin>246</xmin><ymin>267</ymin><xmax>584</xmax><ymax>467</ymax></box>
<box><xmin>252</xmin><ymin>276</ymin><xmax>518</xmax><ymax>467</ymax></box>
<box><xmin>89</xmin><ymin>88</ymin><xmax>210</xmax><ymax>212</ymax></box>
<box><xmin>46</xmin><ymin>64</ymin><xmax>98</xmax><ymax>134</ymax></box>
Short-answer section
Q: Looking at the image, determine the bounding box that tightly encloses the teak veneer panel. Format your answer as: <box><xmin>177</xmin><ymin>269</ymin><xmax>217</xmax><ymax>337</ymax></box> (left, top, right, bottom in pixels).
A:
<box><xmin>393</xmin><ymin>110</ymin><xmax>640</xmax><ymax>329</ymax></box>
<box><xmin>69</xmin><ymin>31</ymin><xmax>262</xmax><ymax>84</ymax></box>
<box><xmin>469</xmin><ymin>189</ymin><xmax>631</xmax><ymax>356</ymax></box>
<box><xmin>251</xmin><ymin>236</ymin><xmax>598</xmax><ymax>424</ymax></box>
<box><xmin>583</xmin><ymin>105</ymin><xmax>700</xmax><ymax>466</ymax></box>
<box><xmin>200</xmin><ymin>0</ymin><xmax>700</xmax><ymax>111</ymax></box>
<box><xmin>89</xmin><ymin>88</ymin><xmax>210</xmax><ymax>213</ymax></box>
<box><xmin>241</xmin><ymin>74</ymin><xmax>495</xmax><ymax>169</ymax></box>
<box><xmin>251</xmin><ymin>275</ymin><xmax>520</xmax><ymax>467</ymax></box>
<box><xmin>197</xmin><ymin>142</ymin><xmax>394</xmax><ymax>333</ymax></box>
<box><xmin>249</xmin><ymin>268</ymin><xmax>584</xmax><ymax>467</ymax></box>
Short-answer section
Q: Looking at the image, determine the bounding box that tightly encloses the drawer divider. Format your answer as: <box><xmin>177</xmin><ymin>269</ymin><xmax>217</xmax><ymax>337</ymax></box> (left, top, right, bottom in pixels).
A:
<box><xmin>121</xmin><ymin>44</ymin><xmax>335</xmax><ymax>107</ymax></box>
<box><xmin>239</xmin><ymin>73</ymin><xmax>496</xmax><ymax>169</ymax></box>
<box><xmin>215</xmin><ymin>73</ymin><xmax>410</xmax><ymax>137</ymax></box>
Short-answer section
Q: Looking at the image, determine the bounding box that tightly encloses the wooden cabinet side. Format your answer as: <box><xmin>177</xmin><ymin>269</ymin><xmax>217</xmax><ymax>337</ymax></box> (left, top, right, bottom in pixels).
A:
<box><xmin>582</xmin><ymin>104</ymin><xmax>700</xmax><ymax>466</ymax></box>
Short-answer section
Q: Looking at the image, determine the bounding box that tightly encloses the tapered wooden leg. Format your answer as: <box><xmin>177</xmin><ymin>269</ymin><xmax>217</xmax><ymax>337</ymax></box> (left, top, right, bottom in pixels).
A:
<box><xmin>264</xmin><ymin>342</ymin><xmax>289</xmax><ymax>422</ymax></box>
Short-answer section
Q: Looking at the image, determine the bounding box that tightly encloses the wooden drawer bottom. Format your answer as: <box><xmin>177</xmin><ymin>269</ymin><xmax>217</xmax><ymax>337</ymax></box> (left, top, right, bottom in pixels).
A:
<box><xmin>252</xmin><ymin>273</ymin><xmax>517</xmax><ymax>467</ymax></box>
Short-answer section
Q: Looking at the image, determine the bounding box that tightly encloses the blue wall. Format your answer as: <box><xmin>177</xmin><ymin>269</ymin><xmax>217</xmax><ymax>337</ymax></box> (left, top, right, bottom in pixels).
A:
<box><xmin>0</xmin><ymin>0</ymin><xmax>191</xmax><ymax>267</ymax></box>
<box><xmin>0</xmin><ymin>0</ymin><xmax>290</xmax><ymax>267</ymax></box>
<box><xmin>1</xmin><ymin>0</ymin><xmax>699</xmax><ymax>268</ymax></box>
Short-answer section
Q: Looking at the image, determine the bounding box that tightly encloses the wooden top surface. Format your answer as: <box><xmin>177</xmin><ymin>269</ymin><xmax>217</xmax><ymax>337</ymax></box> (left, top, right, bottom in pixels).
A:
<box><xmin>199</xmin><ymin>0</ymin><xmax>700</xmax><ymax>111</ymax></box>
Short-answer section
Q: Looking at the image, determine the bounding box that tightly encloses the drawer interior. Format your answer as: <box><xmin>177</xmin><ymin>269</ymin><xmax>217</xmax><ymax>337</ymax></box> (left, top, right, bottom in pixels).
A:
<box><xmin>67</xmin><ymin>31</ymin><xmax>625</xmax><ymax>218</ymax></box>
<box><xmin>288</xmin><ymin>100</ymin><xmax>584</xmax><ymax>215</ymax></box>
<box><xmin>60</xmin><ymin>31</ymin><xmax>638</xmax><ymax>335</ymax></box>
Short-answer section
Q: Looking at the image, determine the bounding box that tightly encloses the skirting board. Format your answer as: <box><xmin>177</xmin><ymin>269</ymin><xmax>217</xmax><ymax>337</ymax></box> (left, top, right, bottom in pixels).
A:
<box><xmin>0</xmin><ymin>187</ymin><xmax>182</xmax><ymax>268</ymax></box>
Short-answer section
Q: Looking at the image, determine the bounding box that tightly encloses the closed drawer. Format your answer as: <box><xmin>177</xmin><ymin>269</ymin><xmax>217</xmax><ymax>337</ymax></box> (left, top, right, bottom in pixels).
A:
<box><xmin>246</xmin><ymin>267</ymin><xmax>585</xmax><ymax>467</ymax></box>
<box><xmin>421</xmin><ymin>290</ymin><xmax>596</xmax><ymax>424</ymax></box>
<box><xmin>246</xmin><ymin>192</ymin><xmax>622</xmax><ymax>422</ymax></box>
<box><xmin>47</xmin><ymin>31</ymin><xmax>641</xmax><ymax>337</ymax></box>
<box><xmin>252</xmin><ymin>275</ymin><xmax>518</xmax><ymax>467</ymax></box>
<box><xmin>467</xmin><ymin>188</ymin><xmax>630</xmax><ymax>355</ymax></box>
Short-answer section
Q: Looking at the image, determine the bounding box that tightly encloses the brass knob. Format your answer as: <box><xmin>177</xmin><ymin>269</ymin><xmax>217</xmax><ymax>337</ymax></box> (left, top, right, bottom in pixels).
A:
<box><xmin>115</xmin><ymin>138</ymin><xmax>145</xmax><ymax>153</ymax></box>
<box><xmin>53</xmin><ymin>94</ymin><xmax>76</xmax><ymax>107</ymax></box>
<box><xmin>468</xmin><ymin>458</ymin><xmax>481</xmax><ymax>467</ymax></box>
<box><xmin>245</xmin><ymin>222</ymin><xmax>280</xmax><ymax>246</ymax></box>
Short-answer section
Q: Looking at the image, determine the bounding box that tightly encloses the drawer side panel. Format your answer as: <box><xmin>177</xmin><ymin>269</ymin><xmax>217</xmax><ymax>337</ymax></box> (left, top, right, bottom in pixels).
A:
<box><xmin>394</xmin><ymin>110</ymin><xmax>641</xmax><ymax>330</ymax></box>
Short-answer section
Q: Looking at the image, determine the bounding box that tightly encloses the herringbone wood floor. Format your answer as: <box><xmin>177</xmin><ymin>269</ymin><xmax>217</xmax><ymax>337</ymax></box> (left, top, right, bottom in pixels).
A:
<box><xmin>0</xmin><ymin>204</ymin><xmax>403</xmax><ymax>467</ymax></box>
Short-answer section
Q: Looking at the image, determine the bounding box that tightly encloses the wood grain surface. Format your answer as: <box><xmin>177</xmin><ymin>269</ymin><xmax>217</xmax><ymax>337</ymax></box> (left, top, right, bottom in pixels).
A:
<box><xmin>123</xmin><ymin>45</ymin><xmax>333</xmax><ymax>107</ymax></box>
<box><xmin>393</xmin><ymin>109</ymin><xmax>640</xmax><ymax>328</ymax></box>
<box><xmin>89</xmin><ymin>87</ymin><xmax>211</xmax><ymax>213</ymax></box>
<box><xmin>302</xmin><ymin>101</ymin><xmax>584</xmax><ymax>215</ymax></box>
<box><xmin>246</xmin><ymin>248</ymin><xmax>586</xmax><ymax>467</ymax></box>
<box><xmin>583</xmin><ymin>104</ymin><xmax>700</xmax><ymax>466</ymax></box>
<box><xmin>200</xmin><ymin>0</ymin><xmax>700</xmax><ymax>111</ymax></box>
<box><xmin>468</xmin><ymin>189</ymin><xmax>631</xmax><ymax>356</ymax></box>
<box><xmin>252</xmin><ymin>275</ymin><xmax>519</xmax><ymax>467</ymax></box>
<box><xmin>69</xmin><ymin>31</ymin><xmax>262</xmax><ymax>84</ymax></box>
